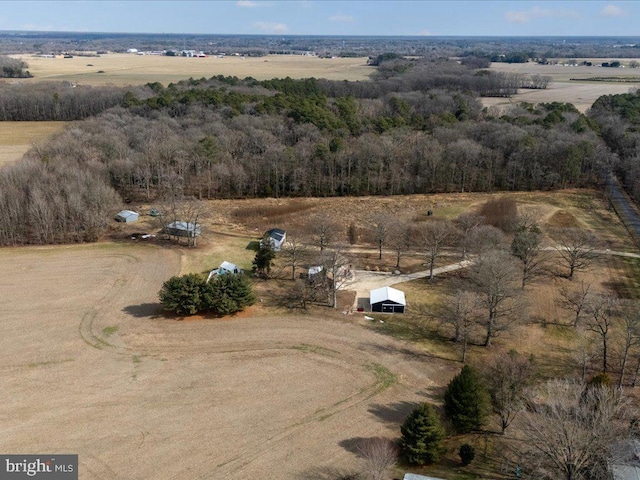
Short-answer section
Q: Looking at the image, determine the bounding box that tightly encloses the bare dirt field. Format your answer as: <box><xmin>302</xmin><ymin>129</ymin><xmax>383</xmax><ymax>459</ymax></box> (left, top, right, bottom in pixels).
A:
<box><xmin>8</xmin><ymin>53</ymin><xmax>373</xmax><ymax>86</ymax></box>
<box><xmin>0</xmin><ymin>121</ymin><xmax>67</xmax><ymax>166</ymax></box>
<box><xmin>485</xmin><ymin>60</ymin><xmax>640</xmax><ymax>113</ymax></box>
<box><xmin>0</xmin><ymin>241</ymin><xmax>457</xmax><ymax>479</ymax></box>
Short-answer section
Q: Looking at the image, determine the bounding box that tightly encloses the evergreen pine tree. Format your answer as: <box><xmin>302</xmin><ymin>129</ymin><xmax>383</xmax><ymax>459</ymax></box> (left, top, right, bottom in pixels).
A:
<box><xmin>201</xmin><ymin>274</ymin><xmax>255</xmax><ymax>315</ymax></box>
<box><xmin>158</xmin><ymin>273</ymin><xmax>205</xmax><ymax>315</ymax></box>
<box><xmin>253</xmin><ymin>235</ymin><xmax>276</xmax><ymax>278</ymax></box>
<box><xmin>400</xmin><ymin>403</ymin><xmax>445</xmax><ymax>465</ymax></box>
<box><xmin>444</xmin><ymin>365</ymin><xmax>490</xmax><ymax>433</ymax></box>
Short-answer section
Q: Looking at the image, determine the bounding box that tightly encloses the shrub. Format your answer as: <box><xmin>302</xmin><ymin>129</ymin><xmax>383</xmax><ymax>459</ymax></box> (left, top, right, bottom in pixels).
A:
<box><xmin>444</xmin><ymin>365</ymin><xmax>490</xmax><ymax>433</ymax></box>
<box><xmin>478</xmin><ymin>197</ymin><xmax>518</xmax><ymax>233</ymax></box>
<box><xmin>459</xmin><ymin>443</ymin><xmax>475</xmax><ymax>466</ymax></box>
<box><xmin>400</xmin><ymin>403</ymin><xmax>445</xmax><ymax>465</ymax></box>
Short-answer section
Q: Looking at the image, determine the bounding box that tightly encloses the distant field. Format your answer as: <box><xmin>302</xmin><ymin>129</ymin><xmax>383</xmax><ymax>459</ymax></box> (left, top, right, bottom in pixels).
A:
<box><xmin>8</xmin><ymin>53</ymin><xmax>373</xmax><ymax>86</ymax></box>
<box><xmin>486</xmin><ymin>59</ymin><xmax>640</xmax><ymax>112</ymax></box>
<box><xmin>0</xmin><ymin>121</ymin><xmax>67</xmax><ymax>166</ymax></box>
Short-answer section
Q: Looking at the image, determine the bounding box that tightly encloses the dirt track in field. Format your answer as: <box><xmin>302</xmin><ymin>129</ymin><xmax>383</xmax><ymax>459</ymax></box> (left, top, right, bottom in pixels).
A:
<box><xmin>0</xmin><ymin>242</ymin><xmax>457</xmax><ymax>479</ymax></box>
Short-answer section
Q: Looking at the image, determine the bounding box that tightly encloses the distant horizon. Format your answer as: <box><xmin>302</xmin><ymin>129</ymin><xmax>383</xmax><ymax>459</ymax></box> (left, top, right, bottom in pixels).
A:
<box><xmin>0</xmin><ymin>1</ymin><xmax>636</xmax><ymax>37</ymax></box>
<box><xmin>2</xmin><ymin>30</ymin><xmax>640</xmax><ymax>40</ymax></box>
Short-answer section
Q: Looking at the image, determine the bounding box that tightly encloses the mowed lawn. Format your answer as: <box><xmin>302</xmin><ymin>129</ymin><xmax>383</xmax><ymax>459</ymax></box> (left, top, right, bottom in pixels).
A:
<box><xmin>9</xmin><ymin>53</ymin><xmax>374</xmax><ymax>86</ymax></box>
<box><xmin>0</xmin><ymin>121</ymin><xmax>67</xmax><ymax>166</ymax></box>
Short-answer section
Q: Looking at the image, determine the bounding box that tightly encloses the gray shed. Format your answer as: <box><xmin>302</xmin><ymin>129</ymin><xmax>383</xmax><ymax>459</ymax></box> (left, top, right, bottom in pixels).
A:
<box><xmin>166</xmin><ymin>221</ymin><xmax>201</xmax><ymax>238</ymax></box>
<box><xmin>115</xmin><ymin>210</ymin><xmax>139</xmax><ymax>223</ymax></box>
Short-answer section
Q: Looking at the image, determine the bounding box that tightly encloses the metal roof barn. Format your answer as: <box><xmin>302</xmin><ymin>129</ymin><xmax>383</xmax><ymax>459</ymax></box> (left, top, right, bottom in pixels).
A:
<box><xmin>115</xmin><ymin>210</ymin><xmax>139</xmax><ymax>223</ymax></box>
<box><xmin>370</xmin><ymin>286</ymin><xmax>406</xmax><ymax>313</ymax></box>
<box><xmin>166</xmin><ymin>221</ymin><xmax>201</xmax><ymax>238</ymax></box>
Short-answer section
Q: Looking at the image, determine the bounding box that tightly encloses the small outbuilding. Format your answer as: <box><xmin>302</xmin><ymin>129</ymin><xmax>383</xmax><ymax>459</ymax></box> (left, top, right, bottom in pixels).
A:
<box><xmin>263</xmin><ymin>228</ymin><xmax>286</xmax><ymax>252</ymax></box>
<box><xmin>207</xmin><ymin>261</ymin><xmax>243</xmax><ymax>281</ymax></box>
<box><xmin>403</xmin><ymin>474</ymin><xmax>447</xmax><ymax>480</ymax></box>
<box><xmin>166</xmin><ymin>221</ymin><xmax>201</xmax><ymax>238</ymax></box>
<box><xmin>115</xmin><ymin>210</ymin><xmax>139</xmax><ymax>223</ymax></box>
<box><xmin>370</xmin><ymin>286</ymin><xmax>406</xmax><ymax>313</ymax></box>
<box><xmin>308</xmin><ymin>265</ymin><xmax>324</xmax><ymax>278</ymax></box>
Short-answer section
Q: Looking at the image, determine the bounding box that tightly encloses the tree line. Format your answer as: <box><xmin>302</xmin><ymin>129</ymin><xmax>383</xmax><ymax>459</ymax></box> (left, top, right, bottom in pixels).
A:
<box><xmin>589</xmin><ymin>89</ymin><xmax>640</xmax><ymax>199</ymax></box>
<box><xmin>0</xmin><ymin>69</ymin><xmax>607</xmax><ymax>245</ymax></box>
<box><xmin>0</xmin><ymin>55</ymin><xmax>31</xmax><ymax>78</ymax></box>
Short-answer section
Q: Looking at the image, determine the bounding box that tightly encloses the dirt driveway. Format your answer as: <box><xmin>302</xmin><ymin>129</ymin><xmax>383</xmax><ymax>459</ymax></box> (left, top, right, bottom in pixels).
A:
<box><xmin>348</xmin><ymin>259</ymin><xmax>474</xmax><ymax>311</ymax></box>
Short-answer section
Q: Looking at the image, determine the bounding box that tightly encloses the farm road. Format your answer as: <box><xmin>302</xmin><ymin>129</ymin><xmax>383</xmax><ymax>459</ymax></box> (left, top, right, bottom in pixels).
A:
<box><xmin>348</xmin><ymin>246</ymin><xmax>640</xmax><ymax>311</ymax></box>
<box><xmin>607</xmin><ymin>173</ymin><xmax>640</xmax><ymax>245</ymax></box>
<box><xmin>349</xmin><ymin>259</ymin><xmax>474</xmax><ymax>310</ymax></box>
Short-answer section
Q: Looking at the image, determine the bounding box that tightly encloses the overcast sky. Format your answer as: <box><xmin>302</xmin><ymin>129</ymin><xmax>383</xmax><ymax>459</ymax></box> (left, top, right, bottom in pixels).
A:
<box><xmin>0</xmin><ymin>1</ymin><xmax>636</xmax><ymax>37</ymax></box>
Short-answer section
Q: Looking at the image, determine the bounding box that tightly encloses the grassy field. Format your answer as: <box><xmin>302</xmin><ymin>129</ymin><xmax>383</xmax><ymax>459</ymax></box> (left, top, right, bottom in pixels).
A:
<box><xmin>486</xmin><ymin>60</ymin><xmax>640</xmax><ymax>113</ymax></box>
<box><xmin>0</xmin><ymin>121</ymin><xmax>67</xmax><ymax>166</ymax></box>
<box><xmin>9</xmin><ymin>53</ymin><xmax>373</xmax><ymax>86</ymax></box>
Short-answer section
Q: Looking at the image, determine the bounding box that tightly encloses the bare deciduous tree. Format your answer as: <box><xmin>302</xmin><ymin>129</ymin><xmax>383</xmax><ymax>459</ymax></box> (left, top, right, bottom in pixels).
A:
<box><xmin>357</xmin><ymin>437</ymin><xmax>398</xmax><ymax>480</ymax></box>
<box><xmin>616</xmin><ymin>300</ymin><xmax>640</xmax><ymax>387</ymax></box>
<box><xmin>555</xmin><ymin>228</ymin><xmax>599</xmax><ymax>279</ymax></box>
<box><xmin>484</xmin><ymin>350</ymin><xmax>535</xmax><ymax>433</ymax></box>
<box><xmin>387</xmin><ymin>218</ymin><xmax>413</xmax><ymax>269</ymax></box>
<box><xmin>454</xmin><ymin>212</ymin><xmax>484</xmax><ymax>260</ymax></box>
<box><xmin>570</xmin><ymin>332</ymin><xmax>599</xmax><ymax>383</ymax></box>
<box><xmin>321</xmin><ymin>247</ymin><xmax>353</xmax><ymax>309</ymax></box>
<box><xmin>557</xmin><ymin>282</ymin><xmax>592</xmax><ymax>327</ymax></box>
<box><xmin>313</xmin><ymin>213</ymin><xmax>340</xmax><ymax>253</ymax></box>
<box><xmin>585</xmin><ymin>294</ymin><xmax>618</xmax><ymax>373</ymax></box>
<box><xmin>511</xmin><ymin>224</ymin><xmax>548</xmax><ymax>289</ymax></box>
<box><xmin>519</xmin><ymin>380</ymin><xmax>633</xmax><ymax>480</ymax></box>
<box><xmin>467</xmin><ymin>224</ymin><xmax>508</xmax><ymax>257</ymax></box>
<box><xmin>280</xmin><ymin>234</ymin><xmax>308</xmax><ymax>281</ymax></box>
<box><xmin>372</xmin><ymin>214</ymin><xmax>392</xmax><ymax>261</ymax></box>
<box><xmin>470</xmin><ymin>249</ymin><xmax>521</xmax><ymax>347</ymax></box>
<box><xmin>440</xmin><ymin>289</ymin><xmax>479</xmax><ymax>363</ymax></box>
<box><xmin>421</xmin><ymin>220</ymin><xmax>455</xmax><ymax>281</ymax></box>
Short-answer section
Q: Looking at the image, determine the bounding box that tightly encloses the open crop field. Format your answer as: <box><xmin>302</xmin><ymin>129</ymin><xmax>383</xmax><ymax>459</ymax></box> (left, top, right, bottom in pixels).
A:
<box><xmin>8</xmin><ymin>53</ymin><xmax>373</xmax><ymax>86</ymax></box>
<box><xmin>2</xmin><ymin>189</ymin><xmax>640</xmax><ymax>479</ymax></box>
<box><xmin>0</xmin><ymin>241</ymin><xmax>457</xmax><ymax>480</ymax></box>
<box><xmin>485</xmin><ymin>60</ymin><xmax>640</xmax><ymax>113</ymax></box>
<box><xmin>0</xmin><ymin>121</ymin><xmax>67</xmax><ymax>166</ymax></box>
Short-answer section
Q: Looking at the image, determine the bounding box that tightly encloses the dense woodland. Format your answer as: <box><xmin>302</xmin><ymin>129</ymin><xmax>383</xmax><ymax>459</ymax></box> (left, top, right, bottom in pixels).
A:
<box><xmin>589</xmin><ymin>90</ymin><xmax>640</xmax><ymax>199</ymax></box>
<box><xmin>0</xmin><ymin>56</ymin><xmax>619</xmax><ymax>246</ymax></box>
